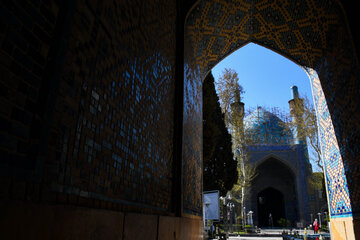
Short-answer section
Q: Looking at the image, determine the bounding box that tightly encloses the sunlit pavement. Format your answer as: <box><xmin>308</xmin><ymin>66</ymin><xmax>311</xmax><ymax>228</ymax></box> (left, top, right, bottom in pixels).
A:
<box><xmin>211</xmin><ymin>228</ymin><xmax>316</xmax><ymax>240</ymax></box>
<box><xmin>227</xmin><ymin>229</ymin><xmax>283</xmax><ymax>240</ymax></box>
<box><xmin>228</xmin><ymin>237</ymin><xmax>282</xmax><ymax>240</ymax></box>
<box><xmin>209</xmin><ymin>234</ymin><xmax>282</xmax><ymax>240</ymax></box>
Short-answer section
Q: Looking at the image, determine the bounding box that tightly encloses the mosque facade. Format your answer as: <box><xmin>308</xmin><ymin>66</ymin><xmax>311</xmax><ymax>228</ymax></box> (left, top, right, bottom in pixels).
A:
<box><xmin>237</xmin><ymin>86</ymin><xmax>327</xmax><ymax>227</ymax></box>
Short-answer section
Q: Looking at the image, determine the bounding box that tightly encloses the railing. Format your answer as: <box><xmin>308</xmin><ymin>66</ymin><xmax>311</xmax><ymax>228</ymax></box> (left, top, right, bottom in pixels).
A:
<box><xmin>282</xmin><ymin>234</ymin><xmax>331</xmax><ymax>240</ymax></box>
<box><xmin>216</xmin><ymin>224</ymin><xmax>257</xmax><ymax>233</ymax></box>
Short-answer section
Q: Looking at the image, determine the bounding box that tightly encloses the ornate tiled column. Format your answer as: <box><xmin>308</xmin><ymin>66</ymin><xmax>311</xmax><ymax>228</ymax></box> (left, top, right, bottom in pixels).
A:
<box><xmin>306</xmin><ymin>68</ymin><xmax>357</xmax><ymax>240</ymax></box>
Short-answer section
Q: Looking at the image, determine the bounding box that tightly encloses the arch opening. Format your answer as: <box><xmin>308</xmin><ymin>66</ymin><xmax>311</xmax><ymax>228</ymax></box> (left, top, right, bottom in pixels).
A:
<box><xmin>183</xmin><ymin>0</ymin><xmax>357</xmax><ymax>227</ymax></box>
<box><xmin>251</xmin><ymin>157</ymin><xmax>298</xmax><ymax>226</ymax></box>
<box><xmin>257</xmin><ymin>187</ymin><xmax>285</xmax><ymax>227</ymax></box>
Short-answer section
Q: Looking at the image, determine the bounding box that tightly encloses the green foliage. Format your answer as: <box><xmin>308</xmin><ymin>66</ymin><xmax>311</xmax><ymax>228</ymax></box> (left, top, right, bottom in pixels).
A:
<box><xmin>320</xmin><ymin>224</ymin><xmax>329</xmax><ymax>232</ymax></box>
<box><xmin>308</xmin><ymin>172</ymin><xmax>324</xmax><ymax>190</ymax></box>
<box><xmin>287</xmin><ymin>95</ymin><xmax>322</xmax><ymax>171</ymax></box>
<box><xmin>277</xmin><ymin>218</ymin><xmax>291</xmax><ymax>227</ymax></box>
<box><xmin>215</xmin><ymin>68</ymin><xmax>257</xmax><ymax>223</ymax></box>
<box><xmin>203</xmin><ymin>72</ymin><xmax>238</xmax><ymax>196</ymax></box>
<box><xmin>215</xmin><ymin>68</ymin><xmax>244</xmax><ymax>126</ymax></box>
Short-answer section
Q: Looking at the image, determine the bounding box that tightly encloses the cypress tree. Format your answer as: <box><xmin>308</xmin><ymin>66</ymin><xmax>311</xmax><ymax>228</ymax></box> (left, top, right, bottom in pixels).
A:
<box><xmin>203</xmin><ymin>72</ymin><xmax>238</xmax><ymax>196</ymax></box>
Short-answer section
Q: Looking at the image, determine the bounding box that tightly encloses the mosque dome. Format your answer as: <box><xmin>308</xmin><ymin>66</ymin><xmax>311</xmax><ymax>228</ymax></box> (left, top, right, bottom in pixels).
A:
<box><xmin>244</xmin><ymin>107</ymin><xmax>293</xmax><ymax>145</ymax></box>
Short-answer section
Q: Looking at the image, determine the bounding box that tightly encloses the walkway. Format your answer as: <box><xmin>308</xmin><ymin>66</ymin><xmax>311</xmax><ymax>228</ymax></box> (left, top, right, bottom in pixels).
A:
<box><xmin>210</xmin><ymin>228</ymin><xmax>306</xmax><ymax>240</ymax></box>
<box><xmin>229</xmin><ymin>237</ymin><xmax>281</xmax><ymax>240</ymax></box>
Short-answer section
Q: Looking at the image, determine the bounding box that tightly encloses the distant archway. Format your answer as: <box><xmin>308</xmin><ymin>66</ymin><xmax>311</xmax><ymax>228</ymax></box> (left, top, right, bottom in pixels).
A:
<box><xmin>257</xmin><ymin>187</ymin><xmax>285</xmax><ymax>227</ymax></box>
<box><xmin>251</xmin><ymin>157</ymin><xmax>298</xmax><ymax>226</ymax></box>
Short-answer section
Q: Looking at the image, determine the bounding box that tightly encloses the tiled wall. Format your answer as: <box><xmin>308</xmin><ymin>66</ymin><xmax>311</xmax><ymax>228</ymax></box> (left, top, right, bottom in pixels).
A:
<box><xmin>247</xmin><ymin>144</ymin><xmax>311</xmax><ymax>223</ymax></box>
<box><xmin>0</xmin><ymin>0</ymin><xmax>178</xmax><ymax>215</ymax></box>
<box><xmin>47</xmin><ymin>0</ymin><xmax>177</xmax><ymax>213</ymax></box>
<box><xmin>0</xmin><ymin>0</ymin><xmax>62</xmax><ymax>200</ymax></box>
<box><xmin>244</xmin><ymin>107</ymin><xmax>293</xmax><ymax>145</ymax></box>
<box><xmin>182</xmin><ymin>36</ymin><xmax>203</xmax><ymax>215</ymax></box>
<box><xmin>306</xmin><ymin>68</ymin><xmax>352</xmax><ymax>218</ymax></box>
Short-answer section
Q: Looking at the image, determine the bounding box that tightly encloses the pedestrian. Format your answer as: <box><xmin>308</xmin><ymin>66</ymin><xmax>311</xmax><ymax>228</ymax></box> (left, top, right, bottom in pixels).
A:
<box><xmin>209</xmin><ymin>222</ymin><xmax>214</xmax><ymax>238</ymax></box>
<box><xmin>313</xmin><ymin>219</ymin><xmax>319</xmax><ymax>233</ymax></box>
<box><xmin>268</xmin><ymin>213</ymin><xmax>273</xmax><ymax>227</ymax></box>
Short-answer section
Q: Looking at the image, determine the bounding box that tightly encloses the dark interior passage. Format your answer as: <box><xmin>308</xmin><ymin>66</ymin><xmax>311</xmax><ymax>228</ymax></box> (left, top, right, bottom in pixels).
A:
<box><xmin>251</xmin><ymin>158</ymin><xmax>298</xmax><ymax>225</ymax></box>
<box><xmin>257</xmin><ymin>187</ymin><xmax>286</xmax><ymax>227</ymax></box>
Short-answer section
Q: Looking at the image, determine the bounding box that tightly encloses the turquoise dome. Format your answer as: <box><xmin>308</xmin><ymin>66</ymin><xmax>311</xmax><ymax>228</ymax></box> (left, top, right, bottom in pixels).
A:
<box><xmin>244</xmin><ymin>107</ymin><xmax>293</xmax><ymax>145</ymax></box>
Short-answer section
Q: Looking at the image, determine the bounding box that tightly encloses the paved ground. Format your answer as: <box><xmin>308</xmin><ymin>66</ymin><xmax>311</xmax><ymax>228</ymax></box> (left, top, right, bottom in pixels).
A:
<box><xmin>228</xmin><ymin>237</ymin><xmax>282</xmax><ymax>240</ymax></box>
<box><xmin>228</xmin><ymin>229</ymin><xmax>283</xmax><ymax>240</ymax></box>
<box><xmin>210</xmin><ymin>228</ymin><xmax>317</xmax><ymax>239</ymax></box>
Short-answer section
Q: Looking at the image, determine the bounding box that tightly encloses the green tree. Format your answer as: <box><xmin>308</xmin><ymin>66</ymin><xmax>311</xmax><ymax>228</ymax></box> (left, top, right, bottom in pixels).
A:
<box><xmin>288</xmin><ymin>95</ymin><xmax>322</xmax><ymax>171</ymax></box>
<box><xmin>285</xmin><ymin>95</ymin><xmax>327</xmax><ymax>205</ymax></box>
<box><xmin>203</xmin><ymin>72</ymin><xmax>238</xmax><ymax>196</ymax></box>
<box><xmin>215</xmin><ymin>68</ymin><xmax>257</xmax><ymax>226</ymax></box>
<box><xmin>215</xmin><ymin>68</ymin><xmax>244</xmax><ymax>127</ymax></box>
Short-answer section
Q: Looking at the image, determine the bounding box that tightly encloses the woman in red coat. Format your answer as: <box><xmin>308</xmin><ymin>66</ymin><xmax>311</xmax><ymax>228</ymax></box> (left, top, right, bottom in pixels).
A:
<box><xmin>313</xmin><ymin>219</ymin><xmax>319</xmax><ymax>233</ymax></box>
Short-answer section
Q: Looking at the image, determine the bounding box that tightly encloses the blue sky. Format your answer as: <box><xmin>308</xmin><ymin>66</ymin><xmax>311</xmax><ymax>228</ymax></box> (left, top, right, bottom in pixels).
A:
<box><xmin>211</xmin><ymin>43</ymin><xmax>320</xmax><ymax>171</ymax></box>
<box><xmin>211</xmin><ymin>43</ymin><xmax>313</xmax><ymax>113</ymax></box>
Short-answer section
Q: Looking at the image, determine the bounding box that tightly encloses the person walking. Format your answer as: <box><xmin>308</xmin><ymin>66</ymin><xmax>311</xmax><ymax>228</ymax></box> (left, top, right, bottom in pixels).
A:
<box><xmin>268</xmin><ymin>213</ymin><xmax>273</xmax><ymax>228</ymax></box>
<box><xmin>313</xmin><ymin>219</ymin><xmax>319</xmax><ymax>233</ymax></box>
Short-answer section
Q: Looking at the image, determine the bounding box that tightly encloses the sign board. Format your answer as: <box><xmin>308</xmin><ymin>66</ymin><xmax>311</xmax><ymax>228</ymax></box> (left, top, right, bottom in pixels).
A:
<box><xmin>203</xmin><ymin>190</ymin><xmax>220</xmax><ymax>220</ymax></box>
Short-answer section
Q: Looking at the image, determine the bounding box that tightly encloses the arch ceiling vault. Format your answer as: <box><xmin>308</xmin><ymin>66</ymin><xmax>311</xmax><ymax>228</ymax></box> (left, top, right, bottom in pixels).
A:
<box><xmin>185</xmin><ymin>0</ymin><xmax>355</xmax><ymax>77</ymax></box>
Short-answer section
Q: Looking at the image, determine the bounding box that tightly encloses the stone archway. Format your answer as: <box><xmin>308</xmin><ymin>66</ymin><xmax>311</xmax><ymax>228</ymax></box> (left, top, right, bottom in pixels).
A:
<box><xmin>251</xmin><ymin>157</ymin><xmax>298</xmax><ymax>227</ymax></box>
<box><xmin>183</xmin><ymin>0</ymin><xmax>360</xmax><ymax>238</ymax></box>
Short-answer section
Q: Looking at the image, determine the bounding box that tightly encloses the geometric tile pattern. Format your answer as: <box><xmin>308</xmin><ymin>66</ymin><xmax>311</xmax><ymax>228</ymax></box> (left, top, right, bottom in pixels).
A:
<box><xmin>244</xmin><ymin>107</ymin><xmax>293</xmax><ymax>145</ymax></box>
<box><xmin>0</xmin><ymin>1</ymin><xmax>61</xmax><ymax>173</ymax></box>
<box><xmin>49</xmin><ymin>0</ymin><xmax>177</xmax><ymax>212</ymax></box>
<box><xmin>182</xmin><ymin>39</ymin><xmax>203</xmax><ymax>215</ymax></box>
<box><xmin>305</xmin><ymin>67</ymin><xmax>352</xmax><ymax>218</ymax></box>
<box><xmin>246</xmin><ymin>137</ymin><xmax>312</xmax><ymax>223</ymax></box>
<box><xmin>185</xmin><ymin>0</ymin><xmax>341</xmax><ymax>79</ymax></box>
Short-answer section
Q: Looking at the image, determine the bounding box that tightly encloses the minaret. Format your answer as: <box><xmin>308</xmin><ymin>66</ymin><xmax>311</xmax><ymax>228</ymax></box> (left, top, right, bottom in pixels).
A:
<box><xmin>230</xmin><ymin>88</ymin><xmax>246</xmax><ymax>226</ymax></box>
<box><xmin>230</xmin><ymin>87</ymin><xmax>245</xmax><ymax>164</ymax></box>
<box><xmin>288</xmin><ymin>86</ymin><xmax>312</xmax><ymax>225</ymax></box>
<box><xmin>288</xmin><ymin>85</ymin><xmax>305</xmax><ymax>144</ymax></box>
<box><xmin>230</xmin><ymin>88</ymin><xmax>245</xmax><ymax>143</ymax></box>
<box><xmin>230</xmin><ymin>88</ymin><xmax>245</xmax><ymax>120</ymax></box>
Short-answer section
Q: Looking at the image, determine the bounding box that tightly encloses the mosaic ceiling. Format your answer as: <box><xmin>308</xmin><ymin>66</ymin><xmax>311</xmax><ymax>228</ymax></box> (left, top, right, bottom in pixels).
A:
<box><xmin>185</xmin><ymin>0</ymin><xmax>344</xmax><ymax>78</ymax></box>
